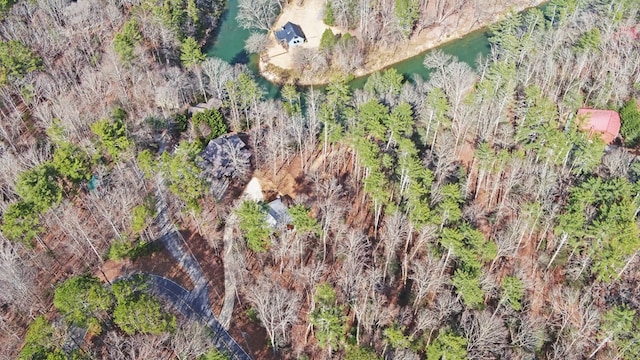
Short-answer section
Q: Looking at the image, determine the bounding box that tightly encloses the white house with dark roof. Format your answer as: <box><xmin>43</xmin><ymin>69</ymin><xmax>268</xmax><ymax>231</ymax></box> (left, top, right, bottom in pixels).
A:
<box><xmin>275</xmin><ymin>22</ymin><xmax>306</xmax><ymax>48</ymax></box>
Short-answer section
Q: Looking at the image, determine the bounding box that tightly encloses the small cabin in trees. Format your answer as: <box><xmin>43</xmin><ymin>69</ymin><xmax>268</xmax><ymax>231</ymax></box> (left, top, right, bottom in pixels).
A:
<box><xmin>266</xmin><ymin>197</ymin><xmax>291</xmax><ymax>228</ymax></box>
<box><xmin>275</xmin><ymin>22</ymin><xmax>306</xmax><ymax>48</ymax></box>
<box><xmin>577</xmin><ymin>108</ymin><xmax>621</xmax><ymax>144</ymax></box>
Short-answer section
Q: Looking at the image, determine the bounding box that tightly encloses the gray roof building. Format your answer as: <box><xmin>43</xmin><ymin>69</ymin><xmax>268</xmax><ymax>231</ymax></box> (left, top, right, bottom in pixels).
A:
<box><xmin>266</xmin><ymin>198</ymin><xmax>291</xmax><ymax>228</ymax></box>
<box><xmin>198</xmin><ymin>134</ymin><xmax>251</xmax><ymax>179</ymax></box>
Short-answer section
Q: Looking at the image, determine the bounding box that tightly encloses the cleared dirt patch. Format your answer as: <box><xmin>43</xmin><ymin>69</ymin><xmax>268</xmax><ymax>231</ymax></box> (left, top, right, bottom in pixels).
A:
<box><xmin>242</xmin><ymin>177</ymin><xmax>265</xmax><ymax>201</ymax></box>
<box><xmin>97</xmin><ymin>244</ymin><xmax>195</xmax><ymax>290</ymax></box>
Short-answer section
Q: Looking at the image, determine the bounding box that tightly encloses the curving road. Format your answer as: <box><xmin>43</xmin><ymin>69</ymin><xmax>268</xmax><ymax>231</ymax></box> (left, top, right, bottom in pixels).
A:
<box><xmin>146</xmin><ymin>274</ymin><xmax>250</xmax><ymax>359</ymax></box>
<box><xmin>150</xmin><ymin>179</ymin><xmax>252</xmax><ymax>360</ymax></box>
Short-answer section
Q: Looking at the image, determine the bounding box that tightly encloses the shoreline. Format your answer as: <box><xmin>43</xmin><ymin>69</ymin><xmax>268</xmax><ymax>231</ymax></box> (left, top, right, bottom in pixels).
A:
<box><xmin>259</xmin><ymin>0</ymin><xmax>548</xmax><ymax>86</ymax></box>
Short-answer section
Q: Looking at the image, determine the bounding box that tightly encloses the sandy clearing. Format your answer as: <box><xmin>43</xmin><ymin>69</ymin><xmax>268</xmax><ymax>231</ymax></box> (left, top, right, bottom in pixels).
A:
<box><xmin>261</xmin><ymin>0</ymin><xmax>548</xmax><ymax>85</ymax></box>
<box><xmin>264</xmin><ymin>0</ymin><xmax>342</xmax><ymax>70</ymax></box>
<box><xmin>241</xmin><ymin>177</ymin><xmax>264</xmax><ymax>201</ymax></box>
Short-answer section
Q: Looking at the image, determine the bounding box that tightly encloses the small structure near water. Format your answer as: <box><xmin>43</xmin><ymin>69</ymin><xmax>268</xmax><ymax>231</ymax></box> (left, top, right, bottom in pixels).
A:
<box><xmin>577</xmin><ymin>108</ymin><xmax>621</xmax><ymax>144</ymax></box>
<box><xmin>275</xmin><ymin>22</ymin><xmax>306</xmax><ymax>48</ymax></box>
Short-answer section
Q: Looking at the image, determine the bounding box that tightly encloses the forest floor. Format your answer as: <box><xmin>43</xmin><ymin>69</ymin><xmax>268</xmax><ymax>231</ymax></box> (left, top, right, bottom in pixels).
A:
<box><xmin>261</xmin><ymin>0</ymin><xmax>548</xmax><ymax>85</ymax></box>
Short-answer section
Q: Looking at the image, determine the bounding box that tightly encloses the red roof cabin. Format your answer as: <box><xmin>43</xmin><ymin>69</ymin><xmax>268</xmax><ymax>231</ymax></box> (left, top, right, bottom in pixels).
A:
<box><xmin>577</xmin><ymin>108</ymin><xmax>621</xmax><ymax>144</ymax></box>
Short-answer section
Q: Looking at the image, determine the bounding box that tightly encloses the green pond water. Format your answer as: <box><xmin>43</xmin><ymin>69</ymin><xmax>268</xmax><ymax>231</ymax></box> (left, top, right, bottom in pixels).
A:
<box><xmin>206</xmin><ymin>0</ymin><xmax>280</xmax><ymax>97</ymax></box>
<box><xmin>206</xmin><ymin>0</ymin><xmax>250</xmax><ymax>64</ymax></box>
<box><xmin>348</xmin><ymin>29</ymin><xmax>490</xmax><ymax>90</ymax></box>
<box><xmin>206</xmin><ymin>0</ymin><xmax>527</xmax><ymax>98</ymax></box>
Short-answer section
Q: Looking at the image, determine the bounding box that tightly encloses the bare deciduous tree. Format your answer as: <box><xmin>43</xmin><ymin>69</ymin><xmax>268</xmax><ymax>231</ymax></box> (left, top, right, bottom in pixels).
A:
<box><xmin>336</xmin><ymin>229</ymin><xmax>369</xmax><ymax>301</ymax></box>
<box><xmin>246</xmin><ymin>275</ymin><xmax>300</xmax><ymax>352</ymax></box>
<box><xmin>201</xmin><ymin>58</ymin><xmax>233</xmax><ymax>101</ymax></box>
<box><xmin>0</xmin><ymin>237</ymin><xmax>41</xmax><ymax>312</ymax></box>
<box><xmin>333</xmin><ymin>39</ymin><xmax>365</xmax><ymax>74</ymax></box>
<box><xmin>410</xmin><ymin>253</ymin><xmax>444</xmax><ymax>310</ymax></box>
<box><xmin>549</xmin><ymin>288</ymin><xmax>600</xmax><ymax>358</ymax></box>
<box><xmin>378</xmin><ymin>212</ymin><xmax>408</xmax><ymax>282</ymax></box>
<box><xmin>510</xmin><ymin>316</ymin><xmax>547</xmax><ymax>357</ymax></box>
<box><xmin>237</xmin><ymin>0</ymin><xmax>282</xmax><ymax>31</ymax></box>
<box><xmin>462</xmin><ymin>310</ymin><xmax>509</xmax><ymax>359</ymax></box>
<box><xmin>291</xmin><ymin>48</ymin><xmax>328</xmax><ymax>76</ymax></box>
<box><xmin>104</xmin><ymin>331</ymin><xmax>172</xmax><ymax>360</ymax></box>
<box><xmin>244</xmin><ymin>32</ymin><xmax>269</xmax><ymax>54</ymax></box>
<box><xmin>600</xmin><ymin>147</ymin><xmax>633</xmax><ymax>179</ymax></box>
<box><xmin>315</xmin><ymin>176</ymin><xmax>347</xmax><ymax>261</ymax></box>
<box><xmin>170</xmin><ymin>321</ymin><xmax>214</xmax><ymax>360</ymax></box>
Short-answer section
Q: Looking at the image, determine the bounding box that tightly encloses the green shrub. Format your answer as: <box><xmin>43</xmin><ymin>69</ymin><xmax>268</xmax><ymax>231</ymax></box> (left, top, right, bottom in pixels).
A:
<box><xmin>235</xmin><ymin>200</ymin><xmax>271</xmax><ymax>252</ymax></box>
<box><xmin>0</xmin><ymin>40</ymin><xmax>42</xmax><ymax>85</ymax></box>
<box><xmin>191</xmin><ymin>108</ymin><xmax>228</xmax><ymax>145</ymax></box>
<box><xmin>52</xmin><ymin>142</ymin><xmax>91</xmax><ymax>183</ymax></box>
<box><xmin>114</xmin><ymin>19</ymin><xmax>142</xmax><ymax>62</ymax></box>
<box><xmin>1</xmin><ymin>201</ymin><xmax>42</xmax><ymax>245</ymax></box>
<box><xmin>108</xmin><ymin>239</ymin><xmax>158</xmax><ymax>261</ymax></box>
<box><xmin>0</xmin><ymin>0</ymin><xmax>17</xmax><ymax>13</ymax></box>
<box><xmin>108</xmin><ymin>240</ymin><xmax>135</xmax><ymax>261</ymax></box>
<box><xmin>18</xmin><ymin>316</ymin><xmax>59</xmax><ymax>360</ymax></box>
<box><xmin>91</xmin><ymin>118</ymin><xmax>131</xmax><ymax>161</ymax></box>
<box><xmin>319</xmin><ymin>28</ymin><xmax>337</xmax><ymax>51</ymax></box>
<box><xmin>15</xmin><ymin>163</ymin><xmax>61</xmax><ymax>212</ymax></box>
<box><xmin>131</xmin><ymin>201</ymin><xmax>155</xmax><ymax>233</ymax></box>
<box><xmin>323</xmin><ymin>2</ymin><xmax>335</xmax><ymax>26</ymax></box>
<box><xmin>198</xmin><ymin>349</ymin><xmax>230</xmax><ymax>360</ymax></box>
<box><xmin>621</xmin><ymin>98</ymin><xmax>640</xmax><ymax>147</ymax></box>
<box><xmin>246</xmin><ymin>307</ymin><xmax>260</xmax><ymax>323</ymax></box>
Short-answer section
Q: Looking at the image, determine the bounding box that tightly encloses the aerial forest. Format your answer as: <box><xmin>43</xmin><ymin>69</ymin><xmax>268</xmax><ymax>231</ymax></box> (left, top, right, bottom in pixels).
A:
<box><xmin>1</xmin><ymin>0</ymin><xmax>640</xmax><ymax>359</ymax></box>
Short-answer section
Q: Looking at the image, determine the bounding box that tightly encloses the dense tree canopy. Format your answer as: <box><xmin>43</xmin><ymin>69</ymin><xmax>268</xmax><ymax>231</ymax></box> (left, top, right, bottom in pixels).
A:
<box><xmin>112</xmin><ymin>277</ymin><xmax>176</xmax><ymax>335</ymax></box>
<box><xmin>53</xmin><ymin>275</ymin><xmax>113</xmax><ymax>328</ymax></box>
<box><xmin>91</xmin><ymin>118</ymin><xmax>131</xmax><ymax>162</ymax></box>
<box><xmin>621</xmin><ymin>98</ymin><xmax>640</xmax><ymax>147</ymax></box>
<box><xmin>15</xmin><ymin>163</ymin><xmax>62</xmax><ymax>212</ymax></box>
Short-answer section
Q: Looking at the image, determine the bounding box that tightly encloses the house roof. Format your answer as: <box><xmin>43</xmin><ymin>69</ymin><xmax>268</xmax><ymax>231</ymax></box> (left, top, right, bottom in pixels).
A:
<box><xmin>275</xmin><ymin>22</ymin><xmax>306</xmax><ymax>43</ymax></box>
<box><xmin>199</xmin><ymin>134</ymin><xmax>251</xmax><ymax>178</ymax></box>
<box><xmin>577</xmin><ymin>109</ymin><xmax>621</xmax><ymax>144</ymax></box>
<box><xmin>266</xmin><ymin>198</ymin><xmax>291</xmax><ymax>228</ymax></box>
